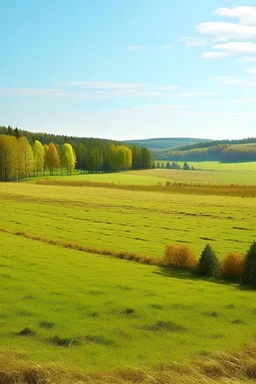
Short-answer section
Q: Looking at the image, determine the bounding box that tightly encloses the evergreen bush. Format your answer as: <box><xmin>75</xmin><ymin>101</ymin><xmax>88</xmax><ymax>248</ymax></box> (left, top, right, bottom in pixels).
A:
<box><xmin>196</xmin><ymin>244</ymin><xmax>220</xmax><ymax>277</ymax></box>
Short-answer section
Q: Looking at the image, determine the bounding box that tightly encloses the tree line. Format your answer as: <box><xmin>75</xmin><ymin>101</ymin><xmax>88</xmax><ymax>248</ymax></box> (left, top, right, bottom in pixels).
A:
<box><xmin>153</xmin><ymin>161</ymin><xmax>194</xmax><ymax>170</ymax></box>
<box><xmin>0</xmin><ymin>128</ymin><xmax>152</xmax><ymax>182</ymax></box>
<box><xmin>172</xmin><ymin>137</ymin><xmax>256</xmax><ymax>152</ymax></box>
<box><xmin>0</xmin><ymin>135</ymin><xmax>76</xmax><ymax>182</ymax></box>
<box><xmin>158</xmin><ymin>143</ymin><xmax>256</xmax><ymax>163</ymax></box>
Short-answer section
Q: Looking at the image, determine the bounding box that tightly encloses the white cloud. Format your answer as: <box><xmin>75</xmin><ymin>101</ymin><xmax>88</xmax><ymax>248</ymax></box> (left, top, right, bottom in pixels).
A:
<box><xmin>0</xmin><ymin>88</ymin><xmax>71</xmax><ymax>98</ymax></box>
<box><xmin>213</xmin><ymin>42</ymin><xmax>256</xmax><ymax>53</ymax></box>
<box><xmin>209</xmin><ymin>76</ymin><xmax>233</xmax><ymax>81</ymax></box>
<box><xmin>176</xmin><ymin>92</ymin><xmax>218</xmax><ymax>97</ymax></box>
<box><xmin>201</xmin><ymin>51</ymin><xmax>234</xmax><ymax>59</ymax></box>
<box><xmin>0</xmin><ymin>87</ymin><xmax>155</xmax><ymax>100</ymax></box>
<box><xmin>214</xmin><ymin>6</ymin><xmax>256</xmax><ymax>25</ymax></box>
<box><xmin>196</xmin><ymin>22</ymin><xmax>256</xmax><ymax>41</ymax></box>
<box><xmin>154</xmin><ymin>85</ymin><xmax>182</xmax><ymax>91</ymax></box>
<box><xmin>180</xmin><ymin>36</ymin><xmax>208</xmax><ymax>46</ymax></box>
<box><xmin>126</xmin><ymin>46</ymin><xmax>143</xmax><ymax>51</ymax></box>
<box><xmin>203</xmin><ymin>97</ymin><xmax>256</xmax><ymax>106</ymax></box>
<box><xmin>245</xmin><ymin>66</ymin><xmax>256</xmax><ymax>74</ymax></box>
<box><xmin>209</xmin><ymin>76</ymin><xmax>248</xmax><ymax>85</ymax></box>
<box><xmin>57</xmin><ymin>81</ymin><xmax>149</xmax><ymax>89</ymax></box>
<box><xmin>164</xmin><ymin>44</ymin><xmax>173</xmax><ymax>49</ymax></box>
<box><xmin>0</xmin><ymin>83</ymin><xmax>191</xmax><ymax>101</ymax></box>
<box><xmin>239</xmin><ymin>56</ymin><xmax>256</xmax><ymax>62</ymax></box>
<box><xmin>222</xmin><ymin>79</ymin><xmax>248</xmax><ymax>85</ymax></box>
<box><xmin>132</xmin><ymin>104</ymin><xmax>191</xmax><ymax>111</ymax></box>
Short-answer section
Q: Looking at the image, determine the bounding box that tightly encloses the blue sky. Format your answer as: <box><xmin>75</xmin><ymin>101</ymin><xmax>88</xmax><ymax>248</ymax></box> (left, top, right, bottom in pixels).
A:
<box><xmin>1</xmin><ymin>1</ymin><xmax>256</xmax><ymax>140</ymax></box>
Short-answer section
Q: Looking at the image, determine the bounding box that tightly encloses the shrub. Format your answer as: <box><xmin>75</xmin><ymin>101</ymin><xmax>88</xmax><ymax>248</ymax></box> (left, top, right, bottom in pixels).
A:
<box><xmin>242</xmin><ymin>241</ymin><xmax>256</xmax><ymax>288</ymax></box>
<box><xmin>162</xmin><ymin>244</ymin><xmax>197</xmax><ymax>271</ymax></box>
<box><xmin>220</xmin><ymin>252</ymin><xmax>244</xmax><ymax>281</ymax></box>
<box><xmin>196</xmin><ymin>244</ymin><xmax>220</xmax><ymax>277</ymax></box>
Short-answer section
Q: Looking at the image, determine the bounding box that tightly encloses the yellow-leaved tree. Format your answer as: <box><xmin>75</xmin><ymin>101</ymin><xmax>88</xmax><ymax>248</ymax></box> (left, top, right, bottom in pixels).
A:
<box><xmin>60</xmin><ymin>143</ymin><xmax>76</xmax><ymax>174</ymax></box>
<box><xmin>0</xmin><ymin>135</ymin><xmax>18</xmax><ymax>182</ymax></box>
<box><xmin>33</xmin><ymin>140</ymin><xmax>44</xmax><ymax>175</ymax></box>
<box><xmin>18</xmin><ymin>136</ymin><xmax>34</xmax><ymax>180</ymax></box>
<box><xmin>45</xmin><ymin>142</ymin><xmax>60</xmax><ymax>175</ymax></box>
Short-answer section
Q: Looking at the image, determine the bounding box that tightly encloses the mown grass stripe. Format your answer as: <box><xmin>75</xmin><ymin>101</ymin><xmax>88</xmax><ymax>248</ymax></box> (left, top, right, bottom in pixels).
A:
<box><xmin>0</xmin><ymin>226</ymin><xmax>158</xmax><ymax>266</ymax></box>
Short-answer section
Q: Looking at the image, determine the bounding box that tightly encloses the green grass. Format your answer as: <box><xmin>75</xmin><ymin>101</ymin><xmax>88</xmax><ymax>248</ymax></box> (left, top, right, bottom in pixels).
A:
<box><xmin>0</xmin><ymin>183</ymin><xmax>255</xmax><ymax>259</ymax></box>
<box><xmin>33</xmin><ymin>171</ymin><xmax>164</xmax><ymax>185</ymax></box>
<box><xmin>151</xmin><ymin>162</ymin><xmax>256</xmax><ymax>184</ymax></box>
<box><xmin>1</xmin><ymin>231</ymin><xmax>256</xmax><ymax>371</ymax></box>
<box><xmin>1</xmin><ymin>167</ymin><xmax>256</xmax><ymax>373</ymax></box>
<box><xmin>32</xmin><ymin>161</ymin><xmax>256</xmax><ymax>185</ymax></box>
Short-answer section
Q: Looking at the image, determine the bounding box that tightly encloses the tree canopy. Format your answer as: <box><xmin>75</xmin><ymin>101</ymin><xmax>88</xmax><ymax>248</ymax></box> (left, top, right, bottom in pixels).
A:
<box><xmin>0</xmin><ymin>127</ymin><xmax>152</xmax><ymax>182</ymax></box>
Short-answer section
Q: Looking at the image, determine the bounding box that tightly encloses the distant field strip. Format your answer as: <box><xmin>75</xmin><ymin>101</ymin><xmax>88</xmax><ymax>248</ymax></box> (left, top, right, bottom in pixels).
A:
<box><xmin>0</xmin><ymin>183</ymin><xmax>255</xmax><ymax>258</ymax></box>
<box><xmin>31</xmin><ymin>178</ymin><xmax>256</xmax><ymax>197</ymax></box>
<box><xmin>30</xmin><ymin>162</ymin><xmax>256</xmax><ymax>185</ymax></box>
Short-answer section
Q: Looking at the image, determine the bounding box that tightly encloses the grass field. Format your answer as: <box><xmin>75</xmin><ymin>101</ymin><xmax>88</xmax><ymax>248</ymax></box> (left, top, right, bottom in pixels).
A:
<box><xmin>32</xmin><ymin>161</ymin><xmax>256</xmax><ymax>186</ymax></box>
<box><xmin>153</xmin><ymin>161</ymin><xmax>256</xmax><ymax>184</ymax></box>
<box><xmin>0</xmin><ymin>182</ymin><xmax>255</xmax><ymax>259</ymax></box>
<box><xmin>0</xmin><ymin>231</ymin><xmax>256</xmax><ymax>371</ymax></box>
<box><xmin>1</xmin><ymin>163</ymin><xmax>256</xmax><ymax>378</ymax></box>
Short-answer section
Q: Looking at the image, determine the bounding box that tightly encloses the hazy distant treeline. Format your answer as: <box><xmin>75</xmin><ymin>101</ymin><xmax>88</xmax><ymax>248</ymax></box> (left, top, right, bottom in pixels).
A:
<box><xmin>158</xmin><ymin>143</ymin><xmax>256</xmax><ymax>162</ymax></box>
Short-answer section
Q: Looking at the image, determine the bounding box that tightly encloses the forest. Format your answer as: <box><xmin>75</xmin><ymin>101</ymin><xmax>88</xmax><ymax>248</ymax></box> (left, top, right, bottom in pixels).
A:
<box><xmin>0</xmin><ymin>126</ymin><xmax>152</xmax><ymax>182</ymax></box>
<box><xmin>157</xmin><ymin>142</ymin><xmax>256</xmax><ymax>162</ymax></box>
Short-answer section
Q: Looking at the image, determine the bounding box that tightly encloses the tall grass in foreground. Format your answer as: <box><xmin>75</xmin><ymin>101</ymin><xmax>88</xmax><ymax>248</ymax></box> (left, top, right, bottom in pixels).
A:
<box><xmin>1</xmin><ymin>342</ymin><xmax>256</xmax><ymax>383</ymax></box>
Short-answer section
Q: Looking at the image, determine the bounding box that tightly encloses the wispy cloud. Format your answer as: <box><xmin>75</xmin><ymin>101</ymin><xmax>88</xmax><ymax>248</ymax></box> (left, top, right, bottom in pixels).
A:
<box><xmin>213</xmin><ymin>42</ymin><xmax>256</xmax><ymax>53</ymax></box>
<box><xmin>201</xmin><ymin>52</ymin><xmax>234</xmax><ymax>59</ymax></box>
<box><xmin>214</xmin><ymin>6</ymin><xmax>256</xmax><ymax>25</ymax></box>
<box><xmin>176</xmin><ymin>92</ymin><xmax>218</xmax><ymax>97</ymax></box>
<box><xmin>57</xmin><ymin>81</ymin><xmax>149</xmax><ymax>89</ymax></box>
<box><xmin>209</xmin><ymin>76</ymin><xmax>250</xmax><ymax>85</ymax></box>
<box><xmin>164</xmin><ymin>44</ymin><xmax>173</xmax><ymax>49</ymax></box>
<box><xmin>0</xmin><ymin>82</ymin><xmax>218</xmax><ymax>102</ymax></box>
<box><xmin>196</xmin><ymin>22</ymin><xmax>256</xmax><ymax>42</ymax></box>
<box><xmin>179</xmin><ymin>36</ymin><xmax>208</xmax><ymax>46</ymax></box>
<box><xmin>0</xmin><ymin>88</ymin><xmax>71</xmax><ymax>98</ymax></box>
<box><xmin>245</xmin><ymin>66</ymin><xmax>256</xmax><ymax>74</ymax></box>
<box><xmin>154</xmin><ymin>85</ymin><xmax>182</xmax><ymax>91</ymax></box>
<box><xmin>239</xmin><ymin>56</ymin><xmax>256</xmax><ymax>62</ymax></box>
<box><xmin>126</xmin><ymin>46</ymin><xmax>143</xmax><ymax>51</ymax></box>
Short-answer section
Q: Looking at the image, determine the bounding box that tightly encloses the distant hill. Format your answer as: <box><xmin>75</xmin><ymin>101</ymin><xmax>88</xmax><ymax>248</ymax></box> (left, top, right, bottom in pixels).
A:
<box><xmin>154</xmin><ymin>138</ymin><xmax>256</xmax><ymax>163</ymax></box>
<box><xmin>124</xmin><ymin>137</ymin><xmax>211</xmax><ymax>151</ymax></box>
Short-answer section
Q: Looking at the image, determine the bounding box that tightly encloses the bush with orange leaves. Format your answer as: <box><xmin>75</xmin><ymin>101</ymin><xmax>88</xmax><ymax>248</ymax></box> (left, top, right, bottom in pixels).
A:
<box><xmin>220</xmin><ymin>252</ymin><xmax>245</xmax><ymax>281</ymax></box>
<box><xmin>162</xmin><ymin>244</ymin><xmax>198</xmax><ymax>271</ymax></box>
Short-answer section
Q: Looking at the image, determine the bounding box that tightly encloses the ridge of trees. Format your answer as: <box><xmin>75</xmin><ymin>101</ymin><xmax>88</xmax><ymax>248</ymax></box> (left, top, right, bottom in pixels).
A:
<box><xmin>172</xmin><ymin>137</ymin><xmax>256</xmax><ymax>152</ymax></box>
<box><xmin>157</xmin><ymin>143</ymin><xmax>256</xmax><ymax>162</ymax></box>
<box><xmin>125</xmin><ymin>137</ymin><xmax>211</xmax><ymax>151</ymax></box>
<box><xmin>0</xmin><ymin>126</ymin><xmax>152</xmax><ymax>182</ymax></box>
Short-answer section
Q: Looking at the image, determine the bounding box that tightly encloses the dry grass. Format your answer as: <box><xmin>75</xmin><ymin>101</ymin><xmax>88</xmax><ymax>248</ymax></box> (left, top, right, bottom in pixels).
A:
<box><xmin>31</xmin><ymin>178</ymin><xmax>256</xmax><ymax>197</ymax></box>
<box><xmin>0</xmin><ymin>342</ymin><xmax>256</xmax><ymax>383</ymax></box>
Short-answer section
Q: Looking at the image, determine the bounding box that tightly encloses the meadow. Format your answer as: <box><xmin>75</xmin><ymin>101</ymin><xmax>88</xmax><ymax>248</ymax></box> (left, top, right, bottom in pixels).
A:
<box><xmin>1</xmin><ymin>165</ymin><xmax>256</xmax><ymax>380</ymax></box>
<box><xmin>0</xmin><ymin>182</ymin><xmax>255</xmax><ymax>259</ymax></box>
<box><xmin>32</xmin><ymin>161</ymin><xmax>256</xmax><ymax>187</ymax></box>
<box><xmin>0</xmin><ymin>231</ymin><xmax>256</xmax><ymax>372</ymax></box>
